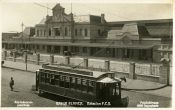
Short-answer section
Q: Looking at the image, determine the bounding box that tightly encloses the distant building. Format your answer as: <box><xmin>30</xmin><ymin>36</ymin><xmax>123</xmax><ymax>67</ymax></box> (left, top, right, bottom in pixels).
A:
<box><xmin>2</xmin><ymin>3</ymin><xmax>173</xmax><ymax>63</ymax></box>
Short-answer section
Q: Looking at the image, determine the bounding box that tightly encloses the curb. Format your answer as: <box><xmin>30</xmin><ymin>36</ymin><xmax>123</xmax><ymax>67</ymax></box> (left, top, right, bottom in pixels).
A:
<box><xmin>121</xmin><ymin>85</ymin><xmax>168</xmax><ymax>91</ymax></box>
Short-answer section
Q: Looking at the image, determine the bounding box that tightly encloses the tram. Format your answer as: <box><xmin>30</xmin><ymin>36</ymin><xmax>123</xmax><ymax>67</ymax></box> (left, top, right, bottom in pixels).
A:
<box><xmin>36</xmin><ymin>64</ymin><xmax>129</xmax><ymax>107</ymax></box>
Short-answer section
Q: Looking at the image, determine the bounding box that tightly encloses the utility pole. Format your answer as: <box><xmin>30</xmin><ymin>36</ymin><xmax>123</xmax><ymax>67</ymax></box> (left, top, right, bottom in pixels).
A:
<box><xmin>22</xmin><ymin>22</ymin><xmax>27</xmax><ymax>71</ymax></box>
<box><xmin>21</xmin><ymin>22</ymin><xmax>24</xmax><ymax>50</ymax></box>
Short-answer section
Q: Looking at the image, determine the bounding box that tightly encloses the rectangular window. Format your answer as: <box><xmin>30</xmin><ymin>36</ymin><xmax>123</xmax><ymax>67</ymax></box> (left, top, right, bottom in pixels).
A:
<box><xmin>37</xmin><ymin>45</ymin><xmax>39</xmax><ymax>50</ymax></box>
<box><xmin>71</xmin><ymin>77</ymin><xmax>76</xmax><ymax>90</ymax></box>
<box><xmin>50</xmin><ymin>74</ymin><xmax>55</xmax><ymax>85</ymax></box>
<box><xmin>88</xmin><ymin>81</ymin><xmax>95</xmax><ymax>93</ymax></box>
<box><xmin>42</xmin><ymin>45</ymin><xmax>45</xmax><ymax>50</ymax></box>
<box><xmin>77</xmin><ymin>78</ymin><xmax>81</xmax><ymax>91</ymax></box>
<box><xmin>54</xmin><ymin>28</ymin><xmax>60</xmax><ymax>36</ymax></box>
<box><xmin>55</xmin><ymin>75</ymin><xmax>60</xmax><ymax>86</ymax></box>
<box><xmin>65</xmin><ymin>76</ymin><xmax>70</xmax><ymax>88</ymax></box>
<box><xmin>46</xmin><ymin>74</ymin><xmax>50</xmax><ymax>84</ymax></box>
<box><xmin>84</xmin><ymin>29</ymin><xmax>88</xmax><ymax>37</ymax></box>
<box><xmin>60</xmin><ymin>75</ymin><xmax>65</xmax><ymax>87</ymax></box>
<box><xmin>40</xmin><ymin>72</ymin><xmax>45</xmax><ymax>83</ymax></box>
<box><xmin>83</xmin><ymin>47</ymin><xmax>87</xmax><ymax>53</ymax></box>
<box><xmin>80</xmin><ymin>29</ymin><xmax>82</xmax><ymax>36</ymax></box>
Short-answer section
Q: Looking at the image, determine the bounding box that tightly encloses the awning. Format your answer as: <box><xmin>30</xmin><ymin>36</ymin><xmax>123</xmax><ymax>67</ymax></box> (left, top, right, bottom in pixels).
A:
<box><xmin>3</xmin><ymin>40</ymin><xmax>155</xmax><ymax>49</ymax></box>
<box><xmin>97</xmin><ymin>77</ymin><xmax>121</xmax><ymax>83</ymax></box>
<box><xmin>29</xmin><ymin>42</ymin><xmax>154</xmax><ymax>49</ymax></box>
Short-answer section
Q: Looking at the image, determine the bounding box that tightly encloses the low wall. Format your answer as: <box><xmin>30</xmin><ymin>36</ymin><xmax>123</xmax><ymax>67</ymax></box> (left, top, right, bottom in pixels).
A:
<box><xmin>88</xmin><ymin>59</ymin><xmax>105</xmax><ymax>69</ymax></box>
<box><xmin>70</xmin><ymin>57</ymin><xmax>84</xmax><ymax>67</ymax></box>
<box><xmin>2</xmin><ymin>50</ymin><xmax>169</xmax><ymax>84</ymax></box>
<box><xmin>110</xmin><ymin>61</ymin><xmax>130</xmax><ymax>73</ymax></box>
<box><xmin>54</xmin><ymin>56</ymin><xmax>66</xmax><ymax>64</ymax></box>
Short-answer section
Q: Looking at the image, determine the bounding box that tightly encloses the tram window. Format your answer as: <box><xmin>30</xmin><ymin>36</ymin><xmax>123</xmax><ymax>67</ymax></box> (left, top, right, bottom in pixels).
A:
<box><xmin>86</xmin><ymin>80</ymin><xmax>89</xmax><ymax>92</ymax></box>
<box><xmin>89</xmin><ymin>81</ymin><xmax>95</xmax><ymax>94</ymax></box>
<box><xmin>89</xmin><ymin>81</ymin><xmax>95</xmax><ymax>87</ymax></box>
<box><xmin>65</xmin><ymin>76</ymin><xmax>70</xmax><ymax>88</ymax></box>
<box><xmin>50</xmin><ymin>74</ymin><xmax>55</xmax><ymax>85</ymax></box>
<box><xmin>69</xmin><ymin>77</ymin><xmax>72</xmax><ymax>88</ymax></box>
<box><xmin>77</xmin><ymin>78</ymin><xmax>81</xmax><ymax>91</ymax></box>
<box><xmin>46</xmin><ymin>74</ymin><xmax>50</xmax><ymax>84</ymax></box>
<box><xmin>71</xmin><ymin>77</ymin><xmax>76</xmax><ymax>89</ymax></box>
<box><xmin>41</xmin><ymin>73</ymin><xmax>45</xmax><ymax>77</ymax></box>
<box><xmin>81</xmin><ymin>79</ymin><xmax>87</xmax><ymax>92</ymax></box>
<box><xmin>114</xmin><ymin>83</ymin><xmax>120</xmax><ymax>96</ymax></box>
<box><xmin>60</xmin><ymin>76</ymin><xmax>65</xmax><ymax>87</ymax></box>
<box><xmin>55</xmin><ymin>75</ymin><xmax>60</xmax><ymax>86</ymax></box>
<box><xmin>40</xmin><ymin>73</ymin><xmax>45</xmax><ymax>83</ymax></box>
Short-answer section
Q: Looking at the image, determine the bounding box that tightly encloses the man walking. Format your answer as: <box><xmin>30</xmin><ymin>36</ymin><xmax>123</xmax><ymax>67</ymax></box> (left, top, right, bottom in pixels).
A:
<box><xmin>9</xmin><ymin>77</ymin><xmax>14</xmax><ymax>91</ymax></box>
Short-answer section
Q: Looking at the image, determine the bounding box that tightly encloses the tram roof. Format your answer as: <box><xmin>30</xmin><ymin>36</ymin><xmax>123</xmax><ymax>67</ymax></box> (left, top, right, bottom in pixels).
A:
<box><xmin>42</xmin><ymin>64</ymin><xmax>114</xmax><ymax>78</ymax></box>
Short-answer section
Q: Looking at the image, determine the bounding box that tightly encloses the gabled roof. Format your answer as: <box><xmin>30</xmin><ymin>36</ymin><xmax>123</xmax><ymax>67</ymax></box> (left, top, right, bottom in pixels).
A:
<box><xmin>107</xmin><ymin>23</ymin><xmax>148</xmax><ymax>40</ymax></box>
<box><xmin>108</xmin><ymin>19</ymin><xmax>172</xmax><ymax>25</ymax></box>
<box><xmin>52</xmin><ymin>3</ymin><xmax>64</xmax><ymax>10</ymax></box>
<box><xmin>39</xmin><ymin>18</ymin><xmax>46</xmax><ymax>24</ymax></box>
<box><xmin>108</xmin><ymin>19</ymin><xmax>172</xmax><ymax>38</ymax></box>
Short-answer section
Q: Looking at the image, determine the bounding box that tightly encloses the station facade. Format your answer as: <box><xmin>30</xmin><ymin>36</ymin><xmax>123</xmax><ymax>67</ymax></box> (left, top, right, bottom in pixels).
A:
<box><xmin>2</xmin><ymin>3</ymin><xmax>173</xmax><ymax>63</ymax></box>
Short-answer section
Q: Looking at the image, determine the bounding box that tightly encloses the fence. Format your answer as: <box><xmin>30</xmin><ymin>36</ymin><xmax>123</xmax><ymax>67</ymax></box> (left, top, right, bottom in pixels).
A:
<box><xmin>135</xmin><ymin>63</ymin><xmax>160</xmax><ymax>76</ymax></box>
<box><xmin>70</xmin><ymin>57</ymin><xmax>84</xmax><ymax>67</ymax></box>
<box><xmin>110</xmin><ymin>61</ymin><xmax>130</xmax><ymax>73</ymax></box>
<box><xmin>54</xmin><ymin>55</ymin><xmax>66</xmax><ymax>64</ymax></box>
<box><xmin>40</xmin><ymin>54</ymin><xmax>50</xmax><ymax>64</ymax></box>
<box><xmin>88</xmin><ymin>59</ymin><xmax>105</xmax><ymax>69</ymax></box>
<box><xmin>3</xmin><ymin>50</ymin><xmax>169</xmax><ymax>83</ymax></box>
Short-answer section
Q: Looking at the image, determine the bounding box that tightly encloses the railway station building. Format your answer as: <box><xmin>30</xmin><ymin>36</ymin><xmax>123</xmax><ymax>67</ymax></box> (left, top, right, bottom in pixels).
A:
<box><xmin>2</xmin><ymin>3</ymin><xmax>173</xmax><ymax>63</ymax></box>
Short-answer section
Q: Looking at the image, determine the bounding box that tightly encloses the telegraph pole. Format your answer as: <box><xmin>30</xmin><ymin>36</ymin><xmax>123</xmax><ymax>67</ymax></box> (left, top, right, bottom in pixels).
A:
<box><xmin>21</xmin><ymin>22</ymin><xmax>24</xmax><ymax>50</ymax></box>
<box><xmin>22</xmin><ymin>22</ymin><xmax>27</xmax><ymax>71</ymax></box>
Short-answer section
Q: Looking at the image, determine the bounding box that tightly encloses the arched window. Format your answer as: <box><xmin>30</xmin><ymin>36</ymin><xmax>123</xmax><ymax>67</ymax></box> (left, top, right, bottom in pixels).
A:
<box><xmin>98</xmin><ymin>29</ymin><xmax>101</xmax><ymax>36</ymax></box>
<box><xmin>84</xmin><ymin>29</ymin><xmax>88</xmax><ymax>37</ymax></box>
<box><xmin>80</xmin><ymin>29</ymin><xmax>82</xmax><ymax>36</ymax></box>
<box><xmin>49</xmin><ymin>29</ymin><xmax>51</xmax><ymax>36</ymax></box>
<box><xmin>54</xmin><ymin>28</ymin><xmax>60</xmax><ymax>36</ymax></box>
<box><xmin>37</xmin><ymin>30</ymin><xmax>39</xmax><ymax>36</ymax></box>
<box><xmin>65</xmin><ymin>27</ymin><xmax>68</xmax><ymax>36</ymax></box>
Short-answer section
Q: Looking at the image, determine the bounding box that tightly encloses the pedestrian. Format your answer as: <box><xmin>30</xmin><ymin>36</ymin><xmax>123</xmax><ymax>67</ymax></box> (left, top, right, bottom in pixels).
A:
<box><xmin>9</xmin><ymin>77</ymin><xmax>14</xmax><ymax>91</ymax></box>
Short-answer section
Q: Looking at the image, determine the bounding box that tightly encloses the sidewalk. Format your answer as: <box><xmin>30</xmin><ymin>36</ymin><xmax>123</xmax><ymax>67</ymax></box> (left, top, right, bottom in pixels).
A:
<box><xmin>122</xmin><ymin>78</ymin><xmax>172</xmax><ymax>98</ymax></box>
<box><xmin>3</xmin><ymin>60</ymin><xmax>42</xmax><ymax>73</ymax></box>
<box><xmin>2</xmin><ymin>60</ymin><xmax>172</xmax><ymax>98</ymax></box>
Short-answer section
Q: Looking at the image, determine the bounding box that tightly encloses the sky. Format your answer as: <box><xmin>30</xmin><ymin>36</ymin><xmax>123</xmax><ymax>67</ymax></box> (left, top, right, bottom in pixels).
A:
<box><xmin>0</xmin><ymin>1</ymin><xmax>173</xmax><ymax>32</ymax></box>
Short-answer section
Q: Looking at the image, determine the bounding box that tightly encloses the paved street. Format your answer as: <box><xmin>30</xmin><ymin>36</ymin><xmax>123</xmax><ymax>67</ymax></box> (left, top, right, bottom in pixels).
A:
<box><xmin>1</xmin><ymin>67</ymin><xmax>171</xmax><ymax>107</ymax></box>
<box><xmin>1</xmin><ymin>68</ymin><xmax>67</xmax><ymax>107</ymax></box>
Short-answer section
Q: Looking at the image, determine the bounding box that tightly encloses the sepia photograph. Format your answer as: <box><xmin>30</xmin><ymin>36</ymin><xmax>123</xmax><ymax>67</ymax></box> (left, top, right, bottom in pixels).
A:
<box><xmin>1</xmin><ymin>0</ymin><xmax>173</xmax><ymax>108</ymax></box>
